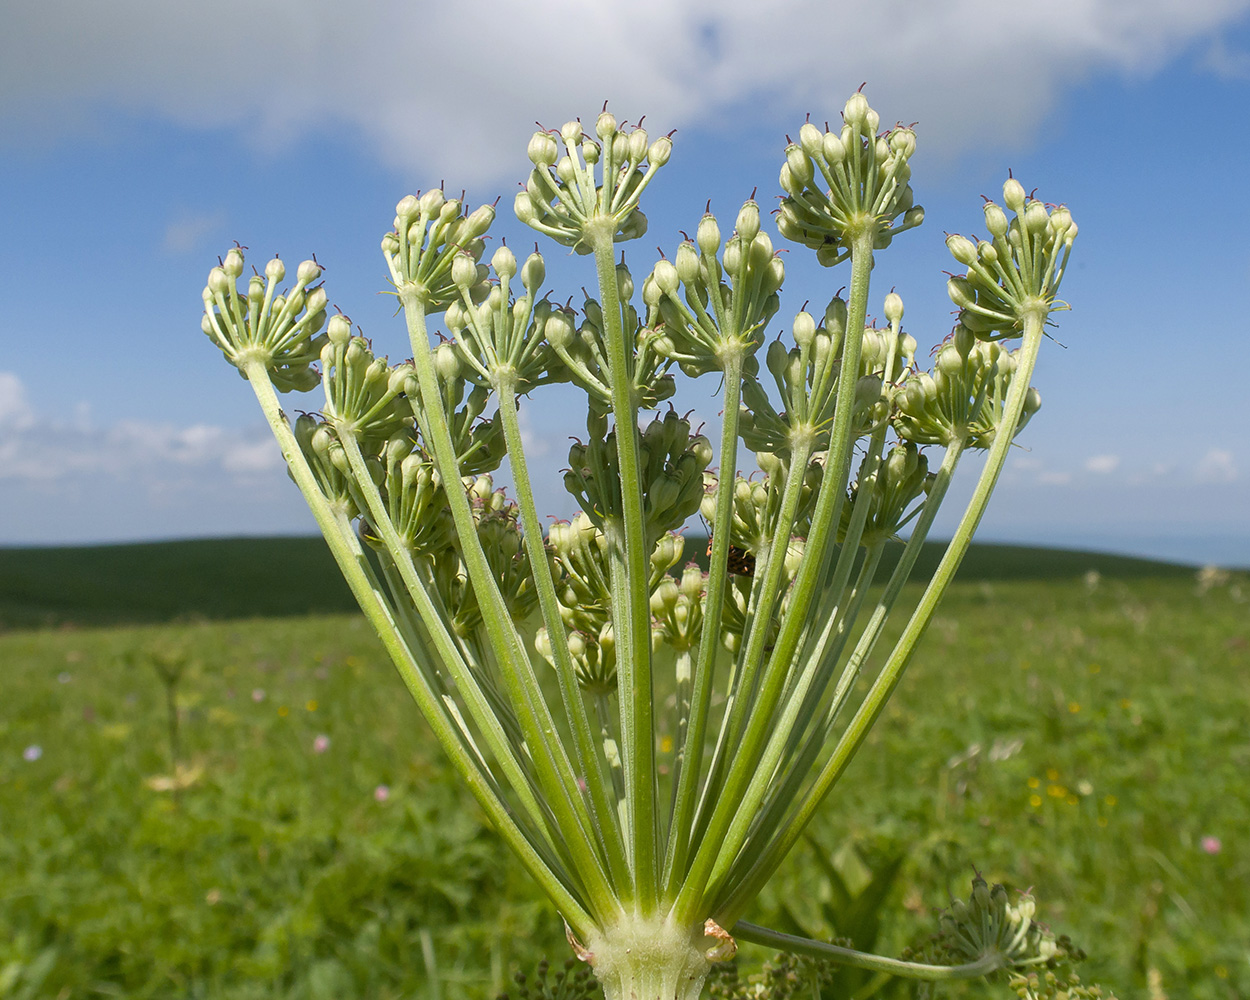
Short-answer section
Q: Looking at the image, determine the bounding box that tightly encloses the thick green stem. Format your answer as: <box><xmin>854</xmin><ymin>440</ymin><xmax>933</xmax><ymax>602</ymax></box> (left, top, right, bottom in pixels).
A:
<box><xmin>496</xmin><ymin>379</ymin><xmax>632</xmax><ymax>894</ymax></box>
<box><xmin>661</xmin><ymin>351</ymin><xmax>743</xmax><ymax>899</ymax></box>
<box><xmin>399</xmin><ymin>296</ymin><xmax>621</xmax><ymax>921</ymax></box>
<box><xmin>716</xmin><ymin>311</ymin><xmax>1046</xmax><ymax>925</ymax></box>
<box><xmin>590</xmin><ymin>222</ymin><xmax>658</xmax><ymax>908</ymax></box>
<box><xmin>240</xmin><ymin>359</ymin><xmax>594</xmax><ymax>936</ymax></box>
<box><xmin>587</xmin><ymin>916</ymin><xmax>710</xmax><ymax>1000</ymax></box>
<box><xmin>675</xmin><ymin>228</ymin><xmax>876</xmax><ymax>925</ymax></box>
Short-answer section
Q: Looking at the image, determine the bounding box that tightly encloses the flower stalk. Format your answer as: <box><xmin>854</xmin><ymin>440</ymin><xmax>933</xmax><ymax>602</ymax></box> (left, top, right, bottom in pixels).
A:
<box><xmin>201</xmin><ymin>92</ymin><xmax>1077</xmax><ymax>998</ymax></box>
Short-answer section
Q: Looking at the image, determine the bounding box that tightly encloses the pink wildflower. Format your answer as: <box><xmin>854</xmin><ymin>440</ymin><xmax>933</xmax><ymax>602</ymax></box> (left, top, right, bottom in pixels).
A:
<box><xmin>313</xmin><ymin>734</ymin><xmax>330</xmax><ymax>754</ymax></box>
<box><xmin>1201</xmin><ymin>836</ymin><xmax>1222</xmax><ymax>854</ymax></box>
<box><xmin>374</xmin><ymin>784</ymin><xmax>390</xmax><ymax>802</ymax></box>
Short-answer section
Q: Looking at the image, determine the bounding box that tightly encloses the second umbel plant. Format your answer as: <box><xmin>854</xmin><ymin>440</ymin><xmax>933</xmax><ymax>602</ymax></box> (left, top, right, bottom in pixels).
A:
<box><xmin>201</xmin><ymin>92</ymin><xmax>1077</xmax><ymax>999</ymax></box>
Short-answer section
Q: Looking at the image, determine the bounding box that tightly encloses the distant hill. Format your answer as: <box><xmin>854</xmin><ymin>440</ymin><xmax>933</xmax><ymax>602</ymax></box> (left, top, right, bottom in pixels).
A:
<box><xmin>0</xmin><ymin>535</ymin><xmax>1195</xmax><ymax>631</ymax></box>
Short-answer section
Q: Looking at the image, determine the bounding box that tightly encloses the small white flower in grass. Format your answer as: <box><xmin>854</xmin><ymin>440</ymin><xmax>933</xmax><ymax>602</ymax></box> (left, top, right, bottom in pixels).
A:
<box><xmin>23</xmin><ymin>745</ymin><xmax>42</xmax><ymax>762</ymax></box>
<box><xmin>374</xmin><ymin>784</ymin><xmax>390</xmax><ymax>802</ymax></box>
<box><xmin>58</xmin><ymin>672</ymin><xmax>72</xmax><ymax>684</ymax></box>
<box><xmin>251</xmin><ymin>688</ymin><xmax>265</xmax><ymax>702</ymax></box>
<box><xmin>313</xmin><ymin>734</ymin><xmax>330</xmax><ymax>754</ymax></box>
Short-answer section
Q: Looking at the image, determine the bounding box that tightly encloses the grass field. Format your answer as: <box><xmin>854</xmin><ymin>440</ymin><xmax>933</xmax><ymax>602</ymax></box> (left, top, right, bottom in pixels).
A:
<box><xmin>1</xmin><ymin>540</ymin><xmax>1246</xmax><ymax>998</ymax></box>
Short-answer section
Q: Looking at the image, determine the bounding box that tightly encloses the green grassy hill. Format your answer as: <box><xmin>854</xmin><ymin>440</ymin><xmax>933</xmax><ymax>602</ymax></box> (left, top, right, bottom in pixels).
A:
<box><xmin>0</xmin><ymin>535</ymin><xmax>1193</xmax><ymax>630</ymax></box>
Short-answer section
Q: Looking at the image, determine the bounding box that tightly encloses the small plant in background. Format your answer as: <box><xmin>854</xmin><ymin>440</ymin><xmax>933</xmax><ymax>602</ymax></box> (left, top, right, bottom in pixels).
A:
<box><xmin>201</xmin><ymin>91</ymin><xmax>1089</xmax><ymax>998</ymax></box>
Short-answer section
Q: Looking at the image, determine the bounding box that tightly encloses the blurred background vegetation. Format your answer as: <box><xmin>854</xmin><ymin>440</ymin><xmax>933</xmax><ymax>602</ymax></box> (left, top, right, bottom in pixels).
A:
<box><xmin>1</xmin><ymin>539</ymin><xmax>1244</xmax><ymax>998</ymax></box>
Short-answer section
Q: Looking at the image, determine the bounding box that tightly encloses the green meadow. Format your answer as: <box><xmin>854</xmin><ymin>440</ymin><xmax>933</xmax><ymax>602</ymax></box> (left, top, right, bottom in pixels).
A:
<box><xmin>1</xmin><ymin>540</ymin><xmax>1246</xmax><ymax>998</ymax></box>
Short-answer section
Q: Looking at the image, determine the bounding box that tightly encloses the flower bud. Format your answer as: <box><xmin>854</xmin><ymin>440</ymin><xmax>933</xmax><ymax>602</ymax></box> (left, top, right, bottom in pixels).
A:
<box><xmin>264</xmin><ymin>257</ymin><xmax>286</xmax><ymax>282</ymax></box>
<box><xmin>888</xmin><ymin>127</ymin><xmax>916</xmax><ymax>159</ymax></box>
<box><xmin>696</xmin><ymin>213</ymin><xmax>721</xmax><ymax>257</ymax></box>
<box><xmin>545</xmin><ymin>308</ymin><xmax>577</xmax><ymax>350</ymax></box>
<box><xmin>652</xmin><ymin>259</ymin><xmax>679</xmax><ymax>297</ymax></box>
<box><xmin>627</xmin><ymin>128</ymin><xmax>649</xmax><ymax>163</ymax></box>
<box><xmin>514</xmin><ymin>191</ymin><xmax>539</xmax><ymax>225</ymax></box>
<box><xmin>675</xmin><ymin>241</ymin><xmax>700</xmax><ymax>285</ymax></box>
<box><xmin>792</xmin><ymin>311</ymin><xmax>816</xmax><ymax>349</ymax></box>
<box><xmin>521</xmin><ymin>252</ymin><xmax>545</xmax><ymax>294</ymax></box>
<box><xmin>983</xmin><ymin>202</ymin><xmax>1009</xmax><ymax>239</ymax></box>
<box><xmin>735</xmin><ymin>200</ymin><xmax>760</xmax><ymax>243</ymax></box>
<box><xmin>1023</xmin><ymin>200</ymin><xmax>1049</xmax><ymax>235</ymax></box>
<box><xmin>247</xmin><ymin>274</ymin><xmax>265</xmax><ymax>305</ymax></box>
<box><xmin>327</xmin><ymin>314</ymin><xmax>352</xmax><ymax>347</ymax></box>
<box><xmin>843</xmin><ymin>91</ymin><xmax>870</xmax><ymax>129</ymax></box>
<box><xmin>560</xmin><ymin>120</ymin><xmax>583</xmax><ymax>146</ymax></box>
<box><xmin>463</xmin><ymin>204</ymin><xmax>496</xmax><ymax>241</ymax></box>
<box><xmin>527</xmin><ymin>131</ymin><xmax>558</xmax><ymax>168</ymax></box>
<box><xmin>1002</xmin><ymin>177</ymin><xmax>1026</xmax><ymax>213</ymax></box>
<box><xmin>883</xmin><ymin>292</ymin><xmax>904</xmax><ymax>324</ymax></box>
<box><xmin>581</xmin><ymin>139</ymin><xmax>600</xmax><ymax>165</ymax></box>
<box><xmin>784</xmin><ymin>143</ymin><xmax>814</xmax><ymax>188</ymax></box>
<box><xmin>647</xmin><ymin>135</ymin><xmax>672</xmax><ymax>167</ymax></box>
<box><xmin>946</xmin><ymin>234</ymin><xmax>977</xmax><ymax>266</ymax></box>
<box><xmin>297</xmin><ymin>260</ymin><xmax>322</xmax><ymax>285</ymax></box>
<box><xmin>491</xmin><ymin>245</ymin><xmax>517</xmax><ymax>281</ymax></box>
<box><xmin>434</xmin><ymin>342</ymin><xmax>461</xmax><ymax>382</ymax></box>
<box><xmin>615</xmin><ymin>261</ymin><xmax>634</xmax><ymax>301</ymax></box>
<box><xmin>452</xmin><ymin>252</ymin><xmax>478</xmax><ymax>290</ymax></box>
<box><xmin>420</xmin><ymin>189</ymin><xmax>447</xmax><ymax>217</ymax></box>
<box><xmin>595</xmin><ymin>111</ymin><xmax>617</xmax><ymax>140</ymax></box>
<box><xmin>223</xmin><ymin>248</ymin><xmax>244</xmax><ymax>277</ymax></box>
<box><xmin>812</xmin><ymin>129</ymin><xmax>840</xmax><ymax>166</ymax></box>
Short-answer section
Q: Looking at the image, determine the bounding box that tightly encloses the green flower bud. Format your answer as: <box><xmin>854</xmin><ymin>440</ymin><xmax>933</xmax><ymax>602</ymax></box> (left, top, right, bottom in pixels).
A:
<box><xmin>784</xmin><ymin>142</ymin><xmax>814</xmax><ymax>188</ymax></box>
<box><xmin>798</xmin><ymin>122</ymin><xmax>823</xmax><ymax>159</ymax></box>
<box><xmin>297</xmin><ymin>259</ymin><xmax>322</xmax><ymax>285</ymax></box>
<box><xmin>222</xmin><ymin>248</ymin><xmax>244</xmax><ymax>278</ymax></box>
<box><xmin>983</xmin><ymin>202</ymin><xmax>1009</xmax><ymax>238</ymax></box>
<box><xmin>1002</xmin><ymin>177</ymin><xmax>1026</xmax><ymax>212</ymax></box>
<box><xmin>452</xmin><ymin>252</ymin><xmax>478</xmax><ymax>290</ymax></box>
<box><xmin>792</xmin><ymin>311</ymin><xmax>816</xmax><ymax>350</ymax></box>
<box><xmin>264</xmin><ymin>257</ymin><xmax>285</xmax><ymax>282</ymax></box>
<box><xmin>652</xmin><ymin>258</ymin><xmax>679</xmax><ymax>296</ymax></box>
<box><xmin>560</xmin><ymin>120</ymin><xmax>583</xmax><ymax>146</ymax></box>
<box><xmin>581</xmin><ymin>138</ymin><xmax>600</xmax><ymax>165</ymax></box>
<box><xmin>595</xmin><ymin>111</ymin><xmax>617</xmax><ymax>140</ymax></box>
<box><xmin>697</xmin><ymin>213</ymin><xmax>721</xmax><ymax>257</ymax></box>
<box><xmin>735</xmin><ymin>200</ymin><xmax>761</xmax><ymax>243</ymax></box>
<box><xmin>627</xmin><ymin>128</ymin><xmax>649</xmax><ymax>163</ymax></box>
<box><xmin>327</xmin><ymin>314</ymin><xmax>352</xmax><ymax>347</ymax></box>
<box><xmin>843</xmin><ymin>91</ymin><xmax>870</xmax><ymax>128</ymax></box>
<box><xmin>883</xmin><ymin>292</ymin><xmax>904</xmax><ymax>324</ymax></box>
<box><xmin>521</xmin><ymin>251</ymin><xmax>545</xmax><ymax>295</ymax></box>
<box><xmin>491</xmin><ymin>245</ymin><xmax>517</xmax><ymax>281</ymax></box>
<box><xmin>946</xmin><ymin>234</ymin><xmax>977</xmax><ymax>266</ymax></box>
<box><xmin>648</xmin><ymin>135</ymin><xmax>673</xmax><ymax>167</ymax></box>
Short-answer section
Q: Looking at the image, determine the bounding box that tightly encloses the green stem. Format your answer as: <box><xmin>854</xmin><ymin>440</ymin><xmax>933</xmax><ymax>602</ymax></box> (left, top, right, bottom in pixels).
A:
<box><xmin>717</xmin><ymin>310</ymin><xmax>1045</xmax><ymax>925</ymax></box>
<box><xmin>399</xmin><ymin>297</ymin><xmax>622</xmax><ymax>922</ymax></box>
<box><xmin>590</xmin><ymin>222</ymin><xmax>658</xmax><ymax>908</ymax></box>
<box><xmin>674</xmin><ymin>228</ymin><xmax>876</xmax><ymax>926</ymax></box>
<box><xmin>241</xmin><ymin>359</ymin><xmax>595</xmax><ymax>937</ymax></box>
<box><xmin>336</xmin><ymin>428</ymin><xmax>561</xmax><ymax>850</ymax></box>
<box><xmin>732</xmin><ymin>922</ymin><xmax>1004</xmax><ymax>981</ymax></box>
<box><xmin>661</xmin><ymin>351</ymin><xmax>743</xmax><ymax>899</ymax></box>
<box><xmin>496</xmin><ymin>378</ymin><xmax>632</xmax><ymax>894</ymax></box>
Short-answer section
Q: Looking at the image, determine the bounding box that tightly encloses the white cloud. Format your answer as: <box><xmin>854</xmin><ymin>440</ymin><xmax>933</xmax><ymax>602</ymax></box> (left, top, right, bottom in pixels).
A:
<box><xmin>0</xmin><ymin>371</ymin><xmax>284</xmax><ymax>486</ymax></box>
<box><xmin>1038</xmin><ymin>470</ymin><xmax>1073</xmax><ymax>486</ymax></box>
<box><xmin>0</xmin><ymin>371</ymin><xmax>35</xmax><ymax>430</ymax></box>
<box><xmin>163</xmin><ymin>209</ymin><xmax>226</xmax><ymax>254</ymax></box>
<box><xmin>2</xmin><ymin>0</ymin><xmax>1248</xmax><ymax>183</ymax></box>
<box><xmin>1084</xmin><ymin>453</ymin><xmax>1121</xmax><ymax>474</ymax></box>
<box><xmin>1196</xmin><ymin>447</ymin><xmax>1238</xmax><ymax>483</ymax></box>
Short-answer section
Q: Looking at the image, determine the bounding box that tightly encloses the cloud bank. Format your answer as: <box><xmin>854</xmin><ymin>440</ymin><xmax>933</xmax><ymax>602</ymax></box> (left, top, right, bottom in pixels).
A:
<box><xmin>3</xmin><ymin>0</ymin><xmax>1247</xmax><ymax>183</ymax></box>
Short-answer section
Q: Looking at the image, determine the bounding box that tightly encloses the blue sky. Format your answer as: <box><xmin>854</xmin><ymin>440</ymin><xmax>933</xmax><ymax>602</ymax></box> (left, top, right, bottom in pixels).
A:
<box><xmin>1</xmin><ymin>0</ymin><xmax>1248</xmax><ymax>566</ymax></box>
